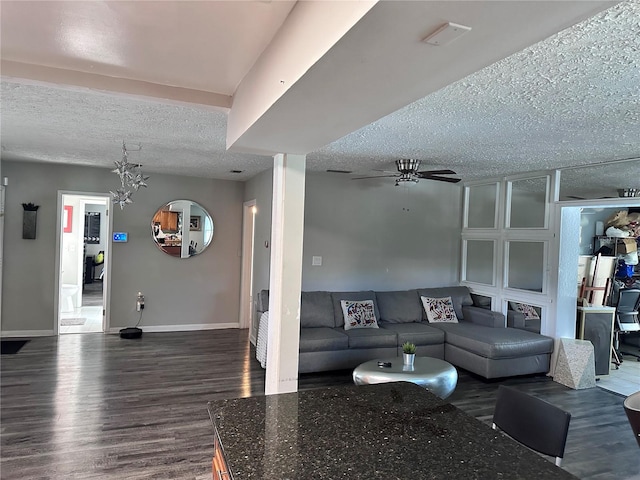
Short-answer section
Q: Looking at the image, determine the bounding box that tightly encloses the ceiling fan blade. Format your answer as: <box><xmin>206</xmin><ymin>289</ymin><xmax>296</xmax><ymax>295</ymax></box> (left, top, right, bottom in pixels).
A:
<box><xmin>416</xmin><ymin>169</ymin><xmax>457</xmax><ymax>176</ymax></box>
<box><xmin>351</xmin><ymin>174</ymin><xmax>399</xmax><ymax>180</ymax></box>
<box><xmin>422</xmin><ymin>175</ymin><xmax>462</xmax><ymax>183</ymax></box>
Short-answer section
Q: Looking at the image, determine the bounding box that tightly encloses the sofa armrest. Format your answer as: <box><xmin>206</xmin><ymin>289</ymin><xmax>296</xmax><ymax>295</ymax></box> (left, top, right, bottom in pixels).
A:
<box><xmin>506</xmin><ymin>310</ymin><xmax>526</xmax><ymax>329</ymax></box>
<box><xmin>462</xmin><ymin>305</ymin><xmax>505</xmax><ymax>328</ymax></box>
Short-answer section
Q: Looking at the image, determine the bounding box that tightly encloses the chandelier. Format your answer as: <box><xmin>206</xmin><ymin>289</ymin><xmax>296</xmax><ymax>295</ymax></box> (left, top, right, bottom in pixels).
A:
<box><xmin>110</xmin><ymin>142</ymin><xmax>149</xmax><ymax>209</ymax></box>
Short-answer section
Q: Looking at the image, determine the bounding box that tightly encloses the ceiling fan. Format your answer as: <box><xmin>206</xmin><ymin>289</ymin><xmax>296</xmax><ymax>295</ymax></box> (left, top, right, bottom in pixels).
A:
<box><xmin>352</xmin><ymin>159</ymin><xmax>461</xmax><ymax>186</ymax></box>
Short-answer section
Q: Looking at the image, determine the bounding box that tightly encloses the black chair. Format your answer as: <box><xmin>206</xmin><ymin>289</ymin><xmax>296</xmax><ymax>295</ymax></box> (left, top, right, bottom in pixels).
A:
<box><xmin>492</xmin><ymin>385</ymin><xmax>571</xmax><ymax>466</ymax></box>
<box><xmin>613</xmin><ymin>288</ymin><xmax>640</xmax><ymax>363</ymax></box>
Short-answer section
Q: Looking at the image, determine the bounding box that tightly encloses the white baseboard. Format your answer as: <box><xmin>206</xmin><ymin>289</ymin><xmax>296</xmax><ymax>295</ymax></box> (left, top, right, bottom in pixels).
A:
<box><xmin>107</xmin><ymin>323</ymin><xmax>239</xmax><ymax>334</ymax></box>
<box><xmin>1</xmin><ymin>330</ymin><xmax>55</xmax><ymax>338</ymax></box>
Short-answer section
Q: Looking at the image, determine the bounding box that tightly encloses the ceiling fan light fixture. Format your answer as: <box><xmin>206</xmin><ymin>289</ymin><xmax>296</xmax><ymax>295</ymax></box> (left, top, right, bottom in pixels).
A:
<box><xmin>396</xmin><ymin>159</ymin><xmax>421</xmax><ymax>174</ymax></box>
<box><xmin>395</xmin><ymin>173</ymin><xmax>419</xmax><ymax>186</ymax></box>
<box><xmin>353</xmin><ymin>159</ymin><xmax>459</xmax><ymax>184</ymax></box>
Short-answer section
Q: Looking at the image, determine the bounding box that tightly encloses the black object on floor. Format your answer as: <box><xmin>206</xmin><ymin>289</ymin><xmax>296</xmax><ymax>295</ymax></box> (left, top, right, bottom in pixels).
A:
<box><xmin>1</xmin><ymin>340</ymin><xmax>29</xmax><ymax>354</ymax></box>
<box><xmin>120</xmin><ymin>327</ymin><xmax>142</xmax><ymax>339</ymax></box>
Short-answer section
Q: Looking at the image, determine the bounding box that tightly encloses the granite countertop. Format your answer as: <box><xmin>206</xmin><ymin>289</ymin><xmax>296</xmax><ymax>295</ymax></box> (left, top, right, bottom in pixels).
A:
<box><xmin>207</xmin><ymin>382</ymin><xmax>577</xmax><ymax>479</ymax></box>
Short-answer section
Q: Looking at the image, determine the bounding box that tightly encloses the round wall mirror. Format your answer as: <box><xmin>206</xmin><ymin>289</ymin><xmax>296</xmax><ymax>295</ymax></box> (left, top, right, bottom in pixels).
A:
<box><xmin>151</xmin><ymin>200</ymin><xmax>214</xmax><ymax>258</ymax></box>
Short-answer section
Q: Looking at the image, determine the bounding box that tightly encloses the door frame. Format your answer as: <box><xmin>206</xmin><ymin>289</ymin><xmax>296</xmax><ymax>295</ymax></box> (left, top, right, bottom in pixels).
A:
<box><xmin>552</xmin><ymin>197</ymin><xmax>640</xmax><ymax>335</ymax></box>
<box><xmin>54</xmin><ymin>190</ymin><xmax>113</xmax><ymax>334</ymax></box>
<box><xmin>239</xmin><ymin>199</ymin><xmax>257</xmax><ymax>340</ymax></box>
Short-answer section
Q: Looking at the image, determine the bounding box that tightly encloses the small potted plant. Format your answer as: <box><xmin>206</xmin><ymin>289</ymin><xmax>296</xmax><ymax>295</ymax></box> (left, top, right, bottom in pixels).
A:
<box><xmin>402</xmin><ymin>341</ymin><xmax>416</xmax><ymax>366</ymax></box>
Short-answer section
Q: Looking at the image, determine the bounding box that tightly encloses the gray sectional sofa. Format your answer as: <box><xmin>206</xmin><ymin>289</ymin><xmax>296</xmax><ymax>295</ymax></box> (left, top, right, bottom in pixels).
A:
<box><xmin>256</xmin><ymin>286</ymin><xmax>554</xmax><ymax>379</ymax></box>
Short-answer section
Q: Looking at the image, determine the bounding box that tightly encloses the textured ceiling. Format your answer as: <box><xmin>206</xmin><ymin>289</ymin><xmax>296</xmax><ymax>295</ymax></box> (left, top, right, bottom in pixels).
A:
<box><xmin>0</xmin><ymin>81</ymin><xmax>271</xmax><ymax>181</ymax></box>
<box><xmin>1</xmin><ymin>1</ymin><xmax>639</xmax><ymax>199</ymax></box>
<box><xmin>309</xmin><ymin>0</ymin><xmax>640</xmax><ymax>197</ymax></box>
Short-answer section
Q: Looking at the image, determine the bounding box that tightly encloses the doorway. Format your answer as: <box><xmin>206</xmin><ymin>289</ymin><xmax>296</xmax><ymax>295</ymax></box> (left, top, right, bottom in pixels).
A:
<box><xmin>555</xmin><ymin>200</ymin><xmax>640</xmax><ymax>394</ymax></box>
<box><xmin>240</xmin><ymin>200</ymin><xmax>257</xmax><ymax>343</ymax></box>
<box><xmin>57</xmin><ymin>193</ymin><xmax>111</xmax><ymax>334</ymax></box>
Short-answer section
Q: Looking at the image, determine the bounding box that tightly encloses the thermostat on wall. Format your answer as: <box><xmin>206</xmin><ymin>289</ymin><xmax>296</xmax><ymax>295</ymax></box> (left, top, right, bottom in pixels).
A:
<box><xmin>113</xmin><ymin>232</ymin><xmax>128</xmax><ymax>242</ymax></box>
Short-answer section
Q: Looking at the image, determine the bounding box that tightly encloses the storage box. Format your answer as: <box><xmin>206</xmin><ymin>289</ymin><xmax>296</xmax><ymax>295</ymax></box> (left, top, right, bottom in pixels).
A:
<box><xmin>617</xmin><ymin>238</ymin><xmax>638</xmax><ymax>254</ymax></box>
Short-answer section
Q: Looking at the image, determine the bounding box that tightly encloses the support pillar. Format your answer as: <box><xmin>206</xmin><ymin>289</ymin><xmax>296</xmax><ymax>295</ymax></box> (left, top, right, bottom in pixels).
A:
<box><xmin>265</xmin><ymin>153</ymin><xmax>306</xmax><ymax>395</ymax></box>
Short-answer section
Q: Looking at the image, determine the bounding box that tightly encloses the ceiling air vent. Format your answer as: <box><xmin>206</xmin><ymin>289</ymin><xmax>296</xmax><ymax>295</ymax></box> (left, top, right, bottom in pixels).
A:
<box><xmin>423</xmin><ymin>22</ymin><xmax>471</xmax><ymax>46</ymax></box>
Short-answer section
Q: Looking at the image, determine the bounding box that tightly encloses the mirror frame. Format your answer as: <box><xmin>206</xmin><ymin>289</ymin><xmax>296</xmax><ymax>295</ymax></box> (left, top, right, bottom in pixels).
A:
<box><xmin>151</xmin><ymin>200</ymin><xmax>214</xmax><ymax>258</ymax></box>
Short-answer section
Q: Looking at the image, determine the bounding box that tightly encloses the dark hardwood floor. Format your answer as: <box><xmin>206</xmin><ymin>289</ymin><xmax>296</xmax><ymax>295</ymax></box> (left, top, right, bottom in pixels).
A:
<box><xmin>1</xmin><ymin>330</ymin><xmax>638</xmax><ymax>479</ymax></box>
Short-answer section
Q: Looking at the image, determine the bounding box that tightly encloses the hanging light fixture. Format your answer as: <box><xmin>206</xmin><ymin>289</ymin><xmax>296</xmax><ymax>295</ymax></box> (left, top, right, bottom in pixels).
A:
<box><xmin>110</xmin><ymin>142</ymin><xmax>149</xmax><ymax>209</ymax></box>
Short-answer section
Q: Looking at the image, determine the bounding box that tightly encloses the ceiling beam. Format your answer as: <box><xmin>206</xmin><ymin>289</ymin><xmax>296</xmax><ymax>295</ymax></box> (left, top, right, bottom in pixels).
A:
<box><xmin>226</xmin><ymin>0</ymin><xmax>378</xmax><ymax>154</ymax></box>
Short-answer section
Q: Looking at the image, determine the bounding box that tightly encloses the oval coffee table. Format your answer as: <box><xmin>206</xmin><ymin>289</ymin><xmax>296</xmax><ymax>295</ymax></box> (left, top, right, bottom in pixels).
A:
<box><xmin>352</xmin><ymin>356</ymin><xmax>458</xmax><ymax>399</ymax></box>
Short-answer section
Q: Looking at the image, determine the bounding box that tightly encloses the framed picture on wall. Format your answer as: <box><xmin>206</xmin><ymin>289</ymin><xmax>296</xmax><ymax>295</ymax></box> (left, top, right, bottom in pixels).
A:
<box><xmin>190</xmin><ymin>216</ymin><xmax>201</xmax><ymax>231</ymax></box>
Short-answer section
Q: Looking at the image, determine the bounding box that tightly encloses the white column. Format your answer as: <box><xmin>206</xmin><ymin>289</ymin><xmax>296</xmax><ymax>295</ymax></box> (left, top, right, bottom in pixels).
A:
<box><xmin>266</xmin><ymin>153</ymin><xmax>306</xmax><ymax>395</ymax></box>
<box><xmin>553</xmin><ymin>206</ymin><xmax>581</xmax><ymax>339</ymax></box>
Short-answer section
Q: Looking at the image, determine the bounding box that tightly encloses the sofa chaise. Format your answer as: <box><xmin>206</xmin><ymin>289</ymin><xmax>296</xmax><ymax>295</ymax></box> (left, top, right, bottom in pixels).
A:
<box><xmin>256</xmin><ymin>286</ymin><xmax>554</xmax><ymax>379</ymax></box>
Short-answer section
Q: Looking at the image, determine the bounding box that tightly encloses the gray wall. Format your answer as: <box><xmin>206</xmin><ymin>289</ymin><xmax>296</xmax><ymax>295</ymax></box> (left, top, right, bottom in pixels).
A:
<box><xmin>302</xmin><ymin>174</ymin><xmax>463</xmax><ymax>290</ymax></box>
<box><xmin>2</xmin><ymin>160</ymin><xmax>243</xmax><ymax>333</ymax></box>
<box><xmin>246</xmin><ymin>170</ymin><xmax>464</xmax><ymax>296</ymax></box>
<box><xmin>244</xmin><ymin>168</ymin><xmax>273</xmax><ymax>322</ymax></box>
<box><xmin>5</xmin><ymin>159</ymin><xmax>463</xmax><ymax>335</ymax></box>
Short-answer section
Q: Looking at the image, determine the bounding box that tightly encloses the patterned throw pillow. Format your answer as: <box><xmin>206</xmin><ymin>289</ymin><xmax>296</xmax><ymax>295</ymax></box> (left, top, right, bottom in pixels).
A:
<box><xmin>340</xmin><ymin>300</ymin><xmax>379</xmax><ymax>330</ymax></box>
<box><xmin>510</xmin><ymin>302</ymin><xmax>540</xmax><ymax>320</ymax></box>
<box><xmin>421</xmin><ymin>296</ymin><xmax>459</xmax><ymax>323</ymax></box>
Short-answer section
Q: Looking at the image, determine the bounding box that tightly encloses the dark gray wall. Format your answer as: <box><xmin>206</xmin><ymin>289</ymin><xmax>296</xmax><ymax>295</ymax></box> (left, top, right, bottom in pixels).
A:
<box><xmin>1</xmin><ymin>160</ymin><xmax>243</xmax><ymax>333</ymax></box>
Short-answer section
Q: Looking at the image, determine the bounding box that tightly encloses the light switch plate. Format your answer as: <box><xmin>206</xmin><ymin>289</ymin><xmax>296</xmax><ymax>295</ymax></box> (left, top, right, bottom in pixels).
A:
<box><xmin>312</xmin><ymin>256</ymin><xmax>322</xmax><ymax>266</ymax></box>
